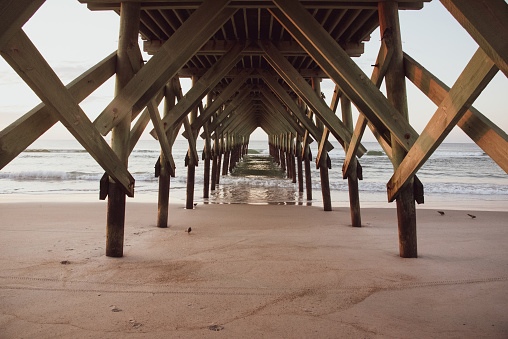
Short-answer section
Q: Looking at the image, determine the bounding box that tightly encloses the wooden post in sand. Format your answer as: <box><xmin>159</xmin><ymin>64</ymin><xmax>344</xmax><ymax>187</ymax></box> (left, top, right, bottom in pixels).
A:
<box><xmin>222</xmin><ymin>133</ymin><xmax>230</xmax><ymax>175</ymax></box>
<box><xmin>106</xmin><ymin>3</ymin><xmax>140</xmax><ymax>257</ymax></box>
<box><xmin>304</xmin><ymin>143</ymin><xmax>312</xmax><ymax>200</ymax></box>
<box><xmin>341</xmin><ymin>95</ymin><xmax>361</xmax><ymax>227</ymax></box>
<box><xmin>313</xmin><ymin>77</ymin><xmax>332</xmax><ymax>211</ymax></box>
<box><xmin>203</xmin><ymin>94</ymin><xmax>213</xmax><ymax>198</ymax></box>
<box><xmin>185</xmin><ymin>76</ymin><xmax>199</xmax><ymax>209</ymax></box>
<box><xmin>216</xmin><ymin>134</ymin><xmax>222</xmax><ymax>185</ymax></box>
<box><xmin>290</xmin><ymin>134</ymin><xmax>297</xmax><ymax>183</ymax></box>
<box><xmin>156</xmin><ymin>81</ymin><xmax>177</xmax><ymax>228</ymax></box>
<box><xmin>296</xmin><ymin>136</ymin><xmax>304</xmax><ymax>193</ymax></box>
<box><xmin>211</xmin><ymin>137</ymin><xmax>218</xmax><ymax>191</ymax></box>
<box><xmin>379</xmin><ymin>2</ymin><xmax>417</xmax><ymax>257</ymax></box>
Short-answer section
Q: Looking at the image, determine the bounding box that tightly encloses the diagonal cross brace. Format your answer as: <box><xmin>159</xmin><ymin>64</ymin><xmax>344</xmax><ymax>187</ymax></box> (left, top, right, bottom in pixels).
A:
<box><xmin>1</xmin><ymin>30</ymin><xmax>134</xmax><ymax>196</ymax></box>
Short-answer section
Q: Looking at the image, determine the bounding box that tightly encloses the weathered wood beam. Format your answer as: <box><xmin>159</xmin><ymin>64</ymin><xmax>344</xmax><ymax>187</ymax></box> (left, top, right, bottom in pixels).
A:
<box><xmin>144</xmin><ymin>39</ymin><xmax>364</xmax><ymax>57</ymax></box>
<box><xmin>440</xmin><ymin>0</ymin><xmax>508</xmax><ymax>77</ymax></box>
<box><xmin>186</xmin><ymin>69</ymin><xmax>254</xmax><ymax>135</ymax></box>
<box><xmin>258</xmin><ymin>69</ymin><xmax>330</xmax><ymax>150</ymax></box>
<box><xmin>260</xmin><ymin>40</ymin><xmax>360</xmax><ymax>152</ymax></box>
<box><xmin>183</xmin><ymin>115</ymin><xmax>199</xmax><ymax>165</ymax></box>
<box><xmin>269</xmin><ymin>2</ymin><xmax>419</xmax><ymax>151</ymax></box>
<box><xmin>176</xmin><ymin>66</ymin><xmax>328</xmax><ymax>79</ymax></box>
<box><xmin>404</xmin><ymin>53</ymin><xmax>508</xmax><ymax>174</ymax></box>
<box><xmin>204</xmin><ymin>91</ymin><xmax>255</xmax><ymax>138</ymax></box>
<box><xmin>315</xmin><ymin>85</ymin><xmax>341</xmax><ymax>166</ymax></box>
<box><xmin>148</xmin><ymin>42</ymin><xmax>247</xmax><ymax>137</ymax></box>
<box><xmin>259</xmin><ymin>91</ymin><xmax>306</xmax><ymax>136</ymax></box>
<box><xmin>81</xmin><ymin>1</ymin><xmax>428</xmax><ymax>11</ymax></box>
<box><xmin>343</xmin><ymin>37</ymin><xmax>393</xmax><ymax>178</ymax></box>
<box><xmin>94</xmin><ymin>0</ymin><xmax>236</xmax><ymax>135</ymax></box>
<box><xmin>0</xmin><ymin>51</ymin><xmax>116</xmax><ymax>170</ymax></box>
<box><xmin>128</xmin><ymin>89</ymin><xmax>165</xmax><ymax>155</ymax></box>
<box><xmin>387</xmin><ymin>48</ymin><xmax>498</xmax><ymax>202</ymax></box>
<box><xmin>1</xmin><ymin>30</ymin><xmax>134</xmax><ymax>196</ymax></box>
<box><xmin>0</xmin><ymin>0</ymin><xmax>45</xmax><ymax>49</ymax></box>
<box><xmin>147</xmin><ymin>100</ymin><xmax>176</xmax><ymax>175</ymax></box>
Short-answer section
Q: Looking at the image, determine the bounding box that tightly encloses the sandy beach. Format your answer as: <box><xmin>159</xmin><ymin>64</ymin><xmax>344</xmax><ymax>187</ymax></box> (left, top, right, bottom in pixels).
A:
<box><xmin>0</xmin><ymin>201</ymin><xmax>507</xmax><ymax>338</ymax></box>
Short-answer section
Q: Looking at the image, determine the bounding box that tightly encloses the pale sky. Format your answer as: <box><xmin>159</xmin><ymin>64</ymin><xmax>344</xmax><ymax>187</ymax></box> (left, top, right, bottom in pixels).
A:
<box><xmin>0</xmin><ymin>0</ymin><xmax>506</xmax><ymax>144</ymax></box>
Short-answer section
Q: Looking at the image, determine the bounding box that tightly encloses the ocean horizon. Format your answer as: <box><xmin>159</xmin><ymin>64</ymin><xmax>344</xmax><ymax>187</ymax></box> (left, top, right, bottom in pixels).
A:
<box><xmin>1</xmin><ymin>139</ymin><xmax>507</xmax><ymax>210</ymax></box>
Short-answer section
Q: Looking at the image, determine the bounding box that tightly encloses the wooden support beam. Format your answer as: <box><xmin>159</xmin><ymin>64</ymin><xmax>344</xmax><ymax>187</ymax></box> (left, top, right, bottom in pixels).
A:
<box><xmin>260</xmin><ymin>89</ymin><xmax>308</xmax><ymax>137</ymax></box>
<box><xmin>1</xmin><ymin>30</ymin><xmax>134</xmax><ymax>196</ymax></box>
<box><xmin>0</xmin><ymin>51</ymin><xmax>116</xmax><ymax>170</ymax></box>
<box><xmin>128</xmin><ymin>89</ymin><xmax>165</xmax><ymax>155</ymax></box>
<box><xmin>258</xmin><ymin>69</ymin><xmax>331</xmax><ymax>150</ymax></box>
<box><xmin>105</xmin><ymin>2</ymin><xmax>140</xmax><ymax>258</ymax></box>
<box><xmin>149</xmin><ymin>42</ymin><xmax>247</xmax><ymax>137</ymax></box>
<box><xmin>342</xmin><ymin>95</ymin><xmax>361</xmax><ymax>227</ymax></box>
<box><xmin>404</xmin><ymin>53</ymin><xmax>508</xmax><ymax>174</ymax></box>
<box><xmin>387</xmin><ymin>48</ymin><xmax>498</xmax><ymax>202</ymax></box>
<box><xmin>94</xmin><ymin>0</ymin><xmax>236</xmax><ymax>135</ymax></box>
<box><xmin>144</xmin><ymin>39</ymin><xmax>365</xmax><ymax>57</ymax></box>
<box><xmin>260</xmin><ymin>40</ymin><xmax>361</xmax><ymax>152</ymax></box>
<box><xmin>342</xmin><ymin>37</ymin><xmax>394</xmax><ymax>178</ymax></box>
<box><xmin>157</xmin><ymin>80</ymin><xmax>178</xmax><ymax>228</ymax></box>
<box><xmin>200</xmin><ymin>85</ymin><xmax>254</xmax><ymax>137</ymax></box>
<box><xmin>269</xmin><ymin>2</ymin><xmax>419</xmax><ymax>151</ymax></box>
<box><xmin>208</xmin><ymin>101</ymin><xmax>253</xmax><ymax>140</ymax></box>
<box><xmin>440</xmin><ymin>0</ymin><xmax>508</xmax><ymax>77</ymax></box>
<box><xmin>188</xmin><ymin>69</ymin><xmax>254</xmax><ymax>135</ymax></box>
<box><xmin>81</xmin><ymin>1</ymin><xmax>428</xmax><ymax>11</ymax></box>
<box><xmin>147</xmin><ymin>100</ymin><xmax>176</xmax><ymax>176</ymax></box>
<box><xmin>315</xmin><ymin>85</ymin><xmax>341</xmax><ymax>166</ymax></box>
<box><xmin>0</xmin><ymin>0</ymin><xmax>45</xmax><ymax>49</ymax></box>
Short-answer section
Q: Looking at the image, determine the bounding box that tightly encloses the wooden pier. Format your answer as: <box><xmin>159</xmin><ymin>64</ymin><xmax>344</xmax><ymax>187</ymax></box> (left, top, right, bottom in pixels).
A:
<box><xmin>1</xmin><ymin>0</ymin><xmax>507</xmax><ymax>258</ymax></box>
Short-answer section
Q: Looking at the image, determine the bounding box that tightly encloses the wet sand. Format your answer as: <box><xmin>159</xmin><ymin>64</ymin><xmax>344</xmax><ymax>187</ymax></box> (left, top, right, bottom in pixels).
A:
<box><xmin>0</xmin><ymin>202</ymin><xmax>507</xmax><ymax>338</ymax></box>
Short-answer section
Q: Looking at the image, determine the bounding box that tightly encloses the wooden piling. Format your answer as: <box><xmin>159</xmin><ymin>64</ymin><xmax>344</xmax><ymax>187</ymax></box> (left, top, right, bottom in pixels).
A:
<box><xmin>304</xmin><ymin>144</ymin><xmax>312</xmax><ymax>200</ymax></box>
<box><xmin>313</xmin><ymin>77</ymin><xmax>332</xmax><ymax>211</ymax></box>
<box><xmin>157</xmin><ymin>81</ymin><xmax>177</xmax><ymax>228</ymax></box>
<box><xmin>341</xmin><ymin>95</ymin><xmax>361</xmax><ymax>227</ymax></box>
<box><xmin>106</xmin><ymin>3</ymin><xmax>140</xmax><ymax>257</ymax></box>
<box><xmin>379</xmin><ymin>2</ymin><xmax>417</xmax><ymax>258</ymax></box>
<box><xmin>216</xmin><ymin>138</ymin><xmax>222</xmax><ymax>185</ymax></box>
<box><xmin>185</xmin><ymin>76</ymin><xmax>199</xmax><ymax>209</ymax></box>
<box><xmin>296</xmin><ymin>137</ymin><xmax>304</xmax><ymax>193</ymax></box>
<box><xmin>319</xmin><ymin>154</ymin><xmax>332</xmax><ymax>211</ymax></box>
<box><xmin>203</xmin><ymin>94</ymin><xmax>213</xmax><ymax>198</ymax></box>
<box><xmin>211</xmin><ymin>138</ymin><xmax>218</xmax><ymax>191</ymax></box>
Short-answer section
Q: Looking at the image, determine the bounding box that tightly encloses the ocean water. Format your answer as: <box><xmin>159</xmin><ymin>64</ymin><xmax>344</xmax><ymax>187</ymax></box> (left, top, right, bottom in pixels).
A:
<box><xmin>1</xmin><ymin>139</ymin><xmax>507</xmax><ymax>208</ymax></box>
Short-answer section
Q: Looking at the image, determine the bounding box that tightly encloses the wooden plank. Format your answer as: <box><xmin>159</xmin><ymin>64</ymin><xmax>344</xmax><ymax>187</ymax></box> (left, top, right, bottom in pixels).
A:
<box><xmin>0</xmin><ymin>51</ymin><xmax>117</xmax><ymax>170</ymax></box>
<box><xmin>269</xmin><ymin>3</ymin><xmax>419</xmax><ymax>151</ymax></box>
<box><xmin>404</xmin><ymin>53</ymin><xmax>508</xmax><ymax>174</ymax></box>
<box><xmin>0</xmin><ymin>0</ymin><xmax>45</xmax><ymax>49</ymax></box>
<box><xmin>94</xmin><ymin>0</ymin><xmax>236</xmax><ymax>135</ymax></box>
<box><xmin>147</xmin><ymin>100</ymin><xmax>176</xmax><ymax>175</ymax></box>
<box><xmin>1</xmin><ymin>30</ymin><xmax>134</xmax><ymax>196</ymax></box>
<box><xmin>260</xmin><ymin>40</ymin><xmax>361</xmax><ymax>152</ymax></box>
<box><xmin>440</xmin><ymin>0</ymin><xmax>508</xmax><ymax>77</ymax></box>
<box><xmin>343</xmin><ymin>37</ymin><xmax>393</xmax><ymax>178</ymax></box>
<box><xmin>149</xmin><ymin>42</ymin><xmax>247</xmax><ymax>137</ymax></box>
<box><xmin>387</xmin><ymin>48</ymin><xmax>498</xmax><ymax>202</ymax></box>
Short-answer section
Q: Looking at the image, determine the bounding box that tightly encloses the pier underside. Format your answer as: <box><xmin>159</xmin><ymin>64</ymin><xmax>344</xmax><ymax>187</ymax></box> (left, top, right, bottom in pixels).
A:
<box><xmin>0</xmin><ymin>0</ymin><xmax>507</xmax><ymax>258</ymax></box>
